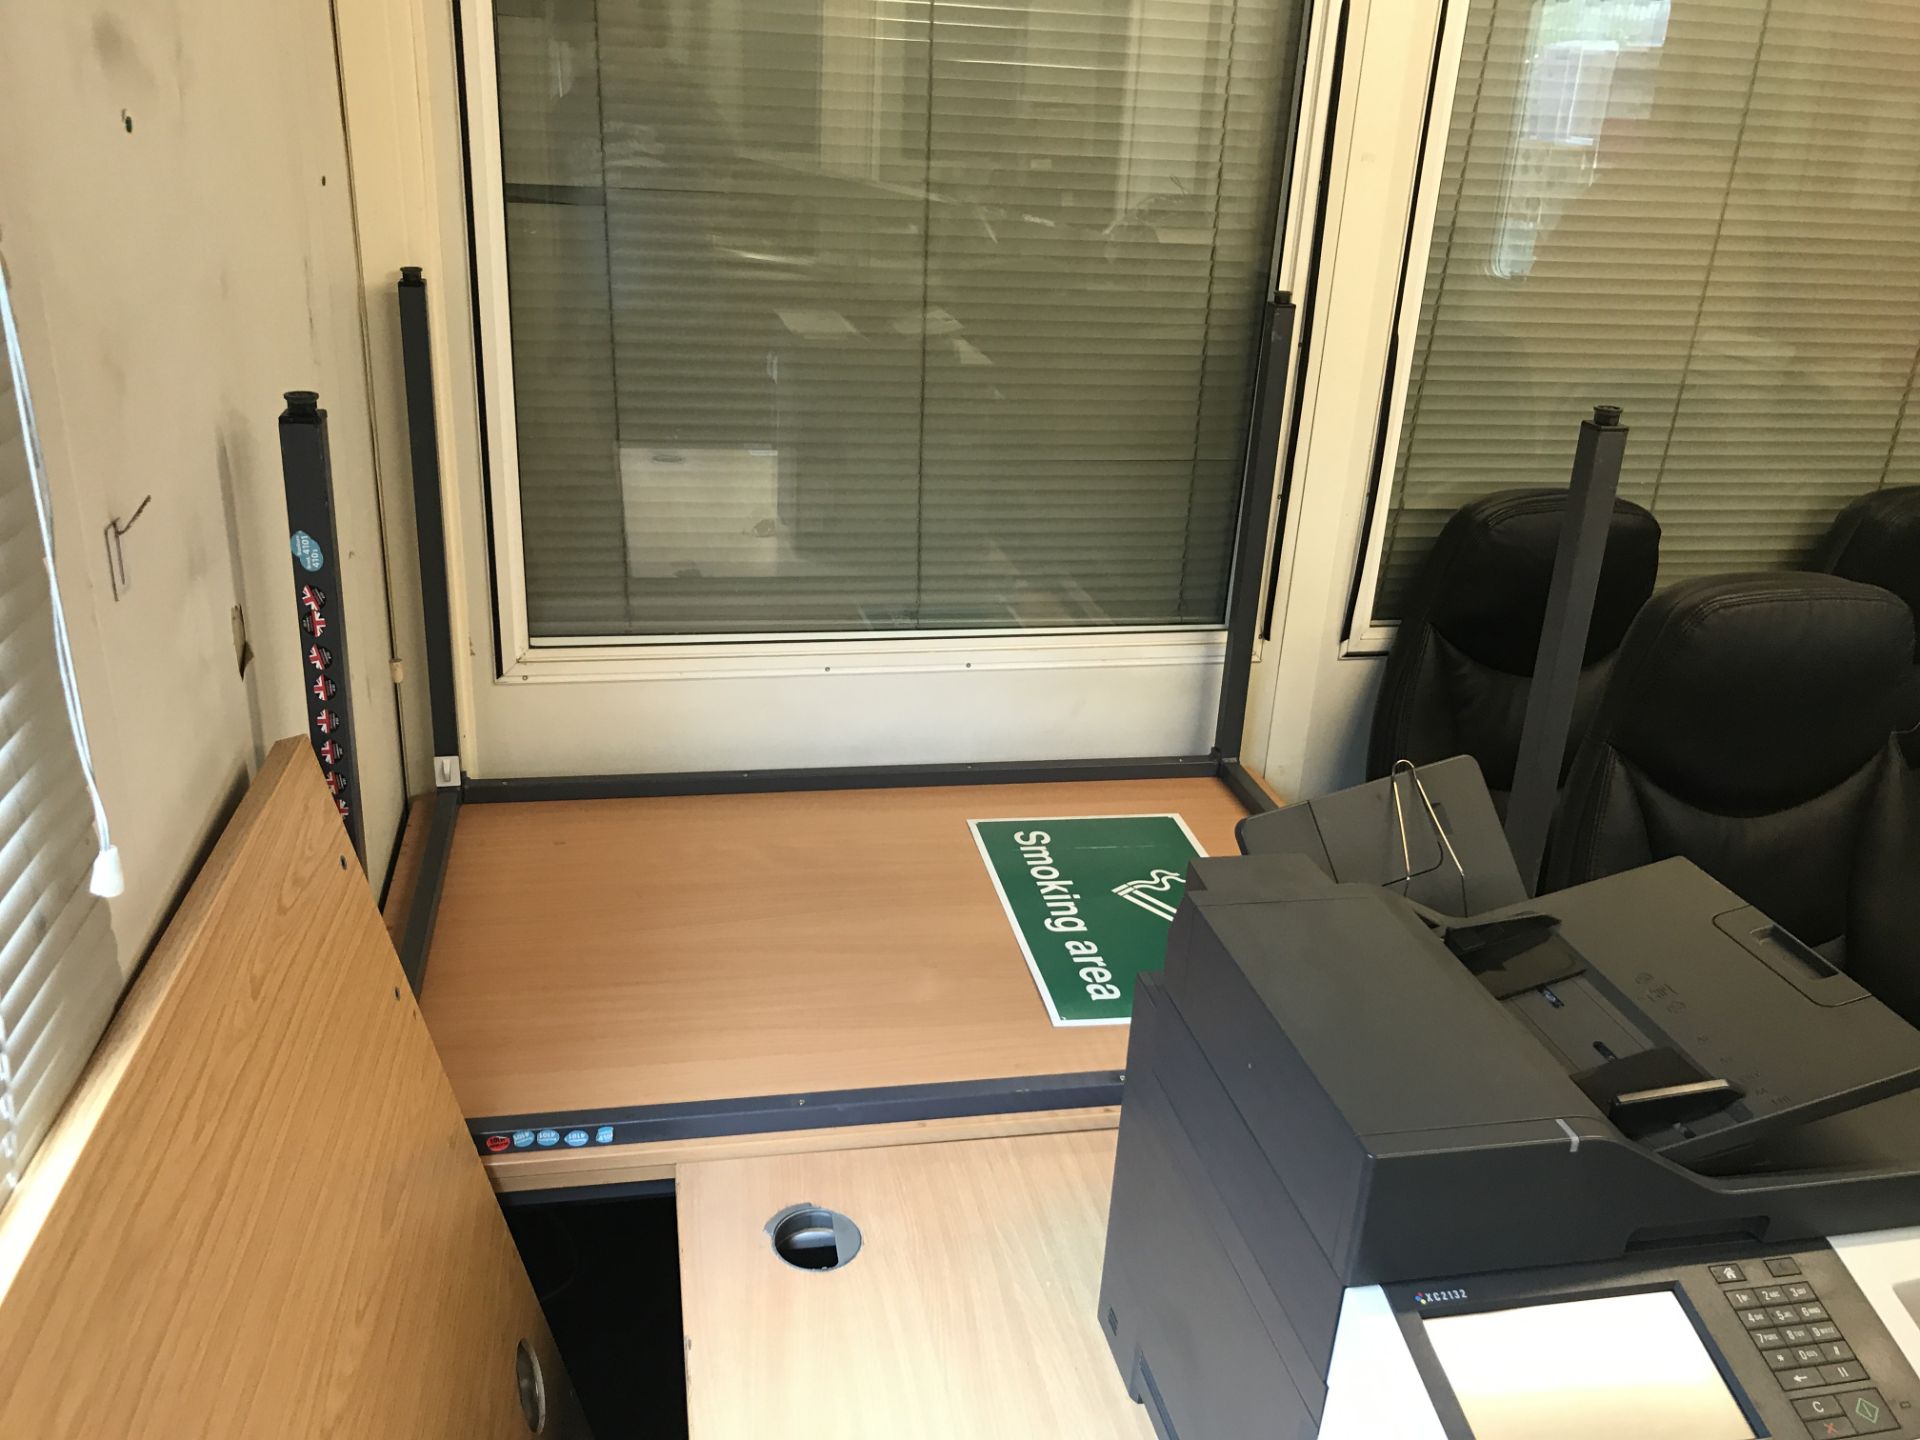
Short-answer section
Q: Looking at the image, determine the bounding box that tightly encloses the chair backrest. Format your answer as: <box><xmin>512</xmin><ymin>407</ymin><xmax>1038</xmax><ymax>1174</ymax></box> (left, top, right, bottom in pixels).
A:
<box><xmin>1818</xmin><ymin>486</ymin><xmax>1920</xmax><ymax>661</ymax></box>
<box><xmin>1818</xmin><ymin>487</ymin><xmax>1920</xmax><ymax>728</ymax></box>
<box><xmin>1545</xmin><ymin>573</ymin><xmax>1920</xmax><ymax>1011</ymax></box>
<box><xmin>1368</xmin><ymin>488</ymin><xmax>1661</xmax><ymax>807</ymax></box>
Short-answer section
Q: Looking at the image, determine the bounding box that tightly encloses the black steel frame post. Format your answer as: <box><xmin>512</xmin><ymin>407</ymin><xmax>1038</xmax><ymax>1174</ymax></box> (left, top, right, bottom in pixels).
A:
<box><xmin>394</xmin><ymin>793</ymin><xmax>458</xmax><ymax>996</ymax></box>
<box><xmin>1504</xmin><ymin>405</ymin><xmax>1630</xmax><ymax>893</ymax></box>
<box><xmin>1211</xmin><ymin>298</ymin><xmax>1297</xmax><ymax>818</ymax></box>
<box><xmin>279</xmin><ymin>391</ymin><xmax>366</xmax><ymax>862</ymax></box>
<box><xmin>392</xmin><ymin>271</ymin><xmax>467</xmax><ymax>993</ymax></box>
<box><xmin>397</xmin><ymin>268</ymin><xmax>462</xmax><ymax>783</ymax></box>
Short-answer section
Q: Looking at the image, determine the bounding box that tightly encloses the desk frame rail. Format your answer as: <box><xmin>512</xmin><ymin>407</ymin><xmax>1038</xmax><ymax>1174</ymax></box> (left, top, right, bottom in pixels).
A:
<box><xmin>469</xmin><ymin>1071</ymin><xmax>1125</xmax><ymax>1164</ymax></box>
<box><xmin>385</xmin><ymin>273</ymin><xmax>1294</xmax><ymax>1158</ymax></box>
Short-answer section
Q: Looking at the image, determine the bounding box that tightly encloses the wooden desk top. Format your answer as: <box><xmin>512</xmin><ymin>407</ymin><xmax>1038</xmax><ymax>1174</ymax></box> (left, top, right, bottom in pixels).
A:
<box><xmin>676</xmin><ymin>1129</ymin><xmax>1152</xmax><ymax>1439</ymax></box>
<box><xmin>0</xmin><ymin>742</ymin><xmax>583</xmax><ymax>1438</ymax></box>
<box><xmin>419</xmin><ymin>778</ymin><xmax>1250</xmax><ymax>1125</ymax></box>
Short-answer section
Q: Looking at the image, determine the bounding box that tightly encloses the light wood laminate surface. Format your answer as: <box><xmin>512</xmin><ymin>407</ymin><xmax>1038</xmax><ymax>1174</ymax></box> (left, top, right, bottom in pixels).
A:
<box><xmin>0</xmin><ymin>741</ymin><xmax>583</xmax><ymax>1438</ymax></box>
<box><xmin>421</xmin><ymin>778</ymin><xmax>1250</xmax><ymax>1121</ymax></box>
<box><xmin>677</xmin><ymin>1129</ymin><xmax>1151</xmax><ymax>1439</ymax></box>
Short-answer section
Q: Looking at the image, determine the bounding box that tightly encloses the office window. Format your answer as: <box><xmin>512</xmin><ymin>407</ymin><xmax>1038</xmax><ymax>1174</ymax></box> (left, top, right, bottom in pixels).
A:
<box><xmin>487</xmin><ymin>0</ymin><xmax>1302</xmax><ymax>638</ymax></box>
<box><xmin>1374</xmin><ymin>0</ymin><xmax>1920</xmax><ymax>621</ymax></box>
<box><xmin>0</xmin><ymin>325</ymin><xmax>121</xmax><ymax>1201</ymax></box>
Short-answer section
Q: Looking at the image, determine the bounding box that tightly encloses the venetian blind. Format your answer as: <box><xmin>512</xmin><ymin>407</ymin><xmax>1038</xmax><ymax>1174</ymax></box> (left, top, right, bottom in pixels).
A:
<box><xmin>491</xmin><ymin>0</ymin><xmax>1301</xmax><ymax>638</ymax></box>
<box><xmin>1378</xmin><ymin>0</ymin><xmax>1920</xmax><ymax>621</ymax></box>
<box><xmin>0</xmin><ymin>339</ymin><xmax>122</xmax><ymax>1202</ymax></box>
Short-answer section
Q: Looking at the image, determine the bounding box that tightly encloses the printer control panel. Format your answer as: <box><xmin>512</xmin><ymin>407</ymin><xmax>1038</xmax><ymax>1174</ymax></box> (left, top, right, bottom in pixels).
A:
<box><xmin>1390</xmin><ymin>1243</ymin><xmax>1920</xmax><ymax>1440</ymax></box>
<box><xmin>1711</xmin><ymin>1253</ymin><xmax>1904</xmax><ymax>1437</ymax></box>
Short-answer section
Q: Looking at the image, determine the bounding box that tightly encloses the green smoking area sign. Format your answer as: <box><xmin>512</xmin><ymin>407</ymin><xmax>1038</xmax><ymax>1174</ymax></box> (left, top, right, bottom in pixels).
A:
<box><xmin>968</xmin><ymin>814</ymin><xmax>1206</xmax><ymax>1026</ymax></box>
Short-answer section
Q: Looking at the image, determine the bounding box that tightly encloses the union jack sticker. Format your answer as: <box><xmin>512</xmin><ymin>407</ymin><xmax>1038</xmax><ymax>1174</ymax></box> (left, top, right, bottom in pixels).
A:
<box><xmin>315</xmin><ymin>709</ymin><xmax>341</xmax><ymax>734</ymax></box>
<box><xmin>301</xmin><ymin>610</ymin><xmax>328</xmax><ymax>639</ymax></box>
<box><xmin>300</xmin><ymin>584</ymin><xmax>328</xmax><ymax>612</ymax></box>
<box><xmin>307</xmin><ymin>644</ymin><xmax>332</xmax><ymax>671</ymax></box>
<box><xmin>325</xmin><ymin>770</ymin><xmax>347</xmax><ymax>797</ymax></box>
<box><xmin>311</xmin><ymin>674</ymin><xmax>336</xmax><ymax>702</ymax></box>
<box><xmin>319</xmin><ymin>738</ymin><xmax>347</xmax><ymax>766</ymax></box>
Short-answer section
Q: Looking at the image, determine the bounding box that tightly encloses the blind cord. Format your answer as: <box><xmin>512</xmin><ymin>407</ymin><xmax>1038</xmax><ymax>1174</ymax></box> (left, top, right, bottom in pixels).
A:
<box><xmin>0</xmin><ymin>257</ymin><xmax>122</xmax><ymax>898</ymax></box>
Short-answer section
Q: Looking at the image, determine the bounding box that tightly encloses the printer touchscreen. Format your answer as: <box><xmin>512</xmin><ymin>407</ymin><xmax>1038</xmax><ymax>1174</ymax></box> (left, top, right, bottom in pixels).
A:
<box><xmin>1422</xmin><ymin>1291</ymin><xmax>1754</xmax><ymax>1440</ymax></box>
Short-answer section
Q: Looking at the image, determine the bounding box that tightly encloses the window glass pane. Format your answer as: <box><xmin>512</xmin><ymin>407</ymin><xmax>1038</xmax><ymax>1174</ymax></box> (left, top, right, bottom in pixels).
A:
<box><xmin>1377</xmin><ymin>0</ymin><xmax>1920</xmax><ymax>622</ymax></box>
<box><xmin>491</xmin><ymin>0</ymin><xmax>1303</xmax><ymax>638</ymax></box>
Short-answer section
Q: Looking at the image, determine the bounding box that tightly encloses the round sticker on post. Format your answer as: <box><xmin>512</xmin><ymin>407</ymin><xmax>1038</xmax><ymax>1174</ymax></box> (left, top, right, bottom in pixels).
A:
<box><xmin>290</xmin><ymin>530</ymin><xmax>325</xmax><ymax>573</ymax></box>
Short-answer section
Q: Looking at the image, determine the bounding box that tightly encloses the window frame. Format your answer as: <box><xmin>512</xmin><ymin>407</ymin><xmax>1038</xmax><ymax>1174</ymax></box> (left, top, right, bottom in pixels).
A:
<box><xmin>456</xmin><ymin>0</ymin><xmax>1299</xmax><ymax>681</ymax></box>
<box><xmin>1337</xmin><ymin>0</ymin><xmax>1474</xmax><ymax>656</ymax></box>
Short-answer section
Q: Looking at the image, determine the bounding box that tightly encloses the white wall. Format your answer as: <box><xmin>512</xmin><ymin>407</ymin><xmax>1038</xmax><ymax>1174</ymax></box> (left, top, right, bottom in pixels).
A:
<box><xmin>0</xmin><ymin>0</ymin><xmax>407</xmax><ymax>964</ymax></box>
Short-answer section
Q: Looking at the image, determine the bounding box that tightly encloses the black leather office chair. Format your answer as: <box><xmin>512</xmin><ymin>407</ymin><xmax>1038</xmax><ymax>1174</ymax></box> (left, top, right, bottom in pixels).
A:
<box><xmin>1818</xmin><ymin>486</ymin><xmax>1920</xmax><ymax>724</ymax></box>
<box><xmin>1545</xmin><ymin>572</ymin><xmax>1920</xmax><ymax>1019</ymax></box>
<box><xmin>1367</xmin><ymin>488</ymin><xmax>1661</xmax><ymax>810</ymax></box>
<box><xmin>1818</xmin><ymin>487</ymin><xmax>1920</xmax><ymax>646</ymax></box>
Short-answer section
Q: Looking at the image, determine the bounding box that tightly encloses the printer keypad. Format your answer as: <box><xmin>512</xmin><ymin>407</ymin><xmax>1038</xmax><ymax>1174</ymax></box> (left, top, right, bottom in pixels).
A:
<box><xmin>1715</xmin><ymin>1266</ymin><xmax>1887</xmax><ymax>1413</ymax></box>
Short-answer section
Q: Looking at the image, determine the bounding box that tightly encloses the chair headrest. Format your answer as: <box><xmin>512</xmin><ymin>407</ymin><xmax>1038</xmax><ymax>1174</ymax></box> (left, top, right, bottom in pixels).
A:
<box><xmin>1599</xmin><ymin>572</ymin><xmax>1916</xmax><ymax>813</ymax></box>
<box><xmin>1819</xmin><ymin>487</ymin><xmax>1920</xmax><ymax>659</ymax></box>
<box><xmin>1422</xmin><ymin>489</ymin><xmax>1661</xmax><ymax>675</ymax></box>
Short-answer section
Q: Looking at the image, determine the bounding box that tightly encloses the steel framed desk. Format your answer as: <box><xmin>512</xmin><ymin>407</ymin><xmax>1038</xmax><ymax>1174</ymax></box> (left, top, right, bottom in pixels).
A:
<box><xmin>407</xmin><ymin>774</ymin><xmax>1264</xmax><ymax>1191</ymax></box>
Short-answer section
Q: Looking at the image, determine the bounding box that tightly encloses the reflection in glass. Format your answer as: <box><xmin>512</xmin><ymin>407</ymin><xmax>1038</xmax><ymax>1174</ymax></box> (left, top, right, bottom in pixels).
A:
<box><xmin>492</xmin><ymin>0</ymin><xmax>1303</xmax><ymax>638</ymax></box>
<box><xmin>1380</xmin><ymin>0</ymin><xmax>1920</xmax><ymax>619</ymax></box>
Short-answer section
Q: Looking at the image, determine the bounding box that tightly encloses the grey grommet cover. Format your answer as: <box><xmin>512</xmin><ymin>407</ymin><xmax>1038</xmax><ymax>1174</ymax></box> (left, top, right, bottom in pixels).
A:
<box><xmin>766</xmin><ymin>1203</ymin><xmax>863</xmax><ymax>1272</ymax></box>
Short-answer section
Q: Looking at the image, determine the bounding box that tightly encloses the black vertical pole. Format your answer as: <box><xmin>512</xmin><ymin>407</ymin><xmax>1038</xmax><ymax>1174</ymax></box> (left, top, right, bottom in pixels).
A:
<box><xmin>397</xmin><ymin>267</ymin><xmax>461</xmax><ymax>785</ymax></box>
<box><xmin>279</xmin><ymin>390</ymin><xmax>366</xmax><ymax>861</ymax></box>
<box><xmin>1504</xmin><ymin>404</ymin><xmax>1629</xmax><ymax>893</ymax></box>
<box><xmin>392</xmin><ymin>268</ymin><xmax>463</xmax><ymax>995</ymax></box>
<box><xmin>1215</xmin><ymin>297</ymin><xmax>1297</xmax><ymax>768</ymax></box>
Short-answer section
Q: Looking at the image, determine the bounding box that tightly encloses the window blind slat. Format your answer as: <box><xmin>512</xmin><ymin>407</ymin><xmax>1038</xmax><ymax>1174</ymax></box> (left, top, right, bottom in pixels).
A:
<box><xmin>0</xmin><ymin>349</ymin><xmax>120</xmax><ymax>1202</ymax></box>
<box><xmin>1378</xmin><ymin>0</ymin><xmax>1920</xmax><ymax>620</ymax></box>
<box><xmin>495</xmin><ymin>0</ymin><xmax>1300</xmax><ymax>637</ymax></box>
